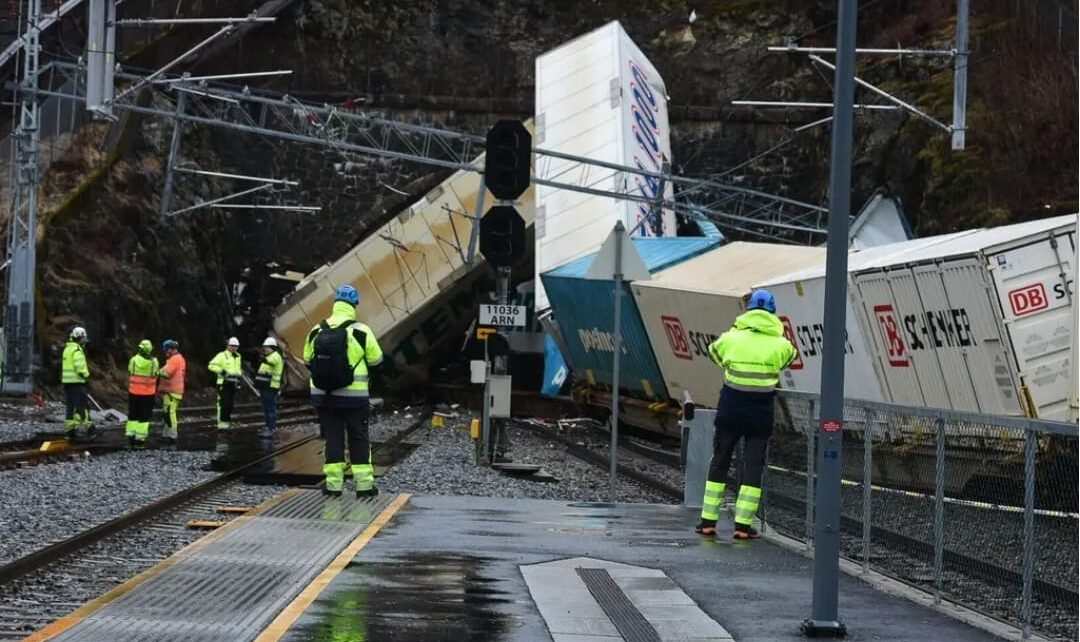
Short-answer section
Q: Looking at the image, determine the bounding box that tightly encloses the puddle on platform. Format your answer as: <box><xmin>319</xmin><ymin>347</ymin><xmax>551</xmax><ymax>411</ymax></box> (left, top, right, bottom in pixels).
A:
<box><xmin>286</xmin><ymin>552</ymin><xmax>515</xmax><ymax>641</ymax></box>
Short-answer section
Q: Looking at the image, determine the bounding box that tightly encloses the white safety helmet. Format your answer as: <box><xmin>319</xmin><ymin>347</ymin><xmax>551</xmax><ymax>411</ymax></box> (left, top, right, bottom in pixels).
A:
<box><xmin>262</xmin><ymin>337</ymin><xmax>277</xmax><ymax>348</ymax></box>
<box><xmin>70</xmin><ymin>326</ymin><xmax>87</xmax><ymax>340</ymax></box>
<box><xmin>227</xmin><ymin>336</ymin><xmax>240</xmax><ymax>347</ymax></box>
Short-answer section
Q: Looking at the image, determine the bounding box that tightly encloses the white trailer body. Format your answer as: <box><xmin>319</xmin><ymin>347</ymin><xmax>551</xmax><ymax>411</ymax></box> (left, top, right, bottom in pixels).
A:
<box><xmin>533</xmin><ymin>20</ymin><xmax>675</xmax><ymax>311</ymax></box>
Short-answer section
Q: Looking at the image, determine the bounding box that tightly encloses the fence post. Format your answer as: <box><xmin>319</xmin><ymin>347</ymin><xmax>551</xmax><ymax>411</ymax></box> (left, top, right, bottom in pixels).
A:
<box><xmin>1021</xmin><ymin>427</ymin><xmax>1036</xmax><ymax>638</ymax></box>
<box><xmin>933</xmin><ymin>416</ymin><xmax>945</xmax><ymax>605</ymax></box>
<box><xmin>805</xmin><ymin>399</ymin><xmax>816</xmax><ymax>551</ymax></box>
<box><xmin>862</xmin><ymin>408</ymin><xmax>874</xmax><ymax>573</ymax></box>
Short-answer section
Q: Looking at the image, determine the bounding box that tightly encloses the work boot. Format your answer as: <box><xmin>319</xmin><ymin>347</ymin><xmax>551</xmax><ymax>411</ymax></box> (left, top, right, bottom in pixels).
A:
<box><xmin>356</xmin><ymin>487</ymin><xmax>379</xmax><ymax>499</ymax></box>
<box><xmin>85</xmin><ymin>425</ymin><xmax>97</xmax><ymax>441</ymax></box>
<box><xmin>733</xmin><ymin>525</ymin><xmax>760</xmax><ymax>540</ymax></box>
<box><xmin>322</xmin><ymin>487</ymin><xmax>342</xmax><ymax>498</ymax></box>
<box><xmin>127</xmin><ymin>436</ymin><xmax>138</xmax><ymax>450</ymax></box>
<box><xmin>133</xmin><ymin>439</ymin><xmax>146</xmax><ymax>451</ymax></box>
<box><xmin>64</xmin><ymin>430</ymin><xmax>78</xmax><ymax>443</ymax></box>
<box><xmin>694</xmin><ymin>519</ymin><xmax>717</xmax><ymax>536</ymax></box>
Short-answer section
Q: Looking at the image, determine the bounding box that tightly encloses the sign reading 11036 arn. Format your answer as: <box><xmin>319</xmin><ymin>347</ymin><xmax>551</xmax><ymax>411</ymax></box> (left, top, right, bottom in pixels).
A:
<box><xmin>479</xmin><ymin>304</ymin><xmax>526</xmax><ymax>328</ymax></box>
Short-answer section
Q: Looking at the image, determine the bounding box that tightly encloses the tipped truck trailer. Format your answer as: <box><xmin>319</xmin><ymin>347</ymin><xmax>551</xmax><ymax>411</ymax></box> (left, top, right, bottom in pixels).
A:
<box><xmin>539</xmin><ymin>237</ymin><xmax>719</xmax><ymax>400</ymax></box>
<box><xmin>631</xmin><ymin>242</ymin><xmax>826</xmax><ymax>408</ymax></box>
<box><xmin>850</xmin><ymin>214</ymin><xmax>1076</xmax><ymax>420</ymax></box>
<box><xmin>758</xmin><ymin>231</ymin><xmax>981</xmax><ymax>405</ymax></box>
<box><xmin>272</xmin><ymin>130</ymin><xmax>536</xmax><ymax>391</ymax></box>
<box><xmin>534</xmin><ymin>20</ymin><xmax>675</xmax><ymax>311</ymax></box>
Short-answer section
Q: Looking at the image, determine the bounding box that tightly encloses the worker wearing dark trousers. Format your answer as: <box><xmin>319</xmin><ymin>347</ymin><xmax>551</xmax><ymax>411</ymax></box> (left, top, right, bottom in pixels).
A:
<box><xmin>125</xmin><ymin>339</ymin><xmax>160</xmax><ymax>448</ymax></box>
<box><xmin>61</xmin><ymin>326</ymin><xmax>94</xmax><ymax>440</ymax></box>
<box><xmin>303</xmin><ymin>285</ymin><xmax>384</xmax><ymax>498</ymax></box>
<box><xmin>208</xmin><ymin>337</ymin><xmax>243</xmax><ymax>429</ymax></box>
<box><xmin>696</xmin><ymin>289</ymin><xmax>797</xmax><ymax>540</ymax></box>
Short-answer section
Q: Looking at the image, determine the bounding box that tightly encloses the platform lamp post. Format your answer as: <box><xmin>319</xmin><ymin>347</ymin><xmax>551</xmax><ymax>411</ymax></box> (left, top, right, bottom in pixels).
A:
<box><xmin>802</xmin><ymin>0</ymin><xmax>856</xmax><ymax>637</ymax></box>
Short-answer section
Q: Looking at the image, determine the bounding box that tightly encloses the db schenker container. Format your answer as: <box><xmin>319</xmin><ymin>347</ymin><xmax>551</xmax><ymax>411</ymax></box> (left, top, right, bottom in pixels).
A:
<box><xmin>850</xmin><ymin>214</ymin><xmax>1076</xmax><ymax>420</ymax></box>
<box><xmin>631</xmin><ymin>242</ymin><xmax>825</xmax><ymax>408</ymax></box>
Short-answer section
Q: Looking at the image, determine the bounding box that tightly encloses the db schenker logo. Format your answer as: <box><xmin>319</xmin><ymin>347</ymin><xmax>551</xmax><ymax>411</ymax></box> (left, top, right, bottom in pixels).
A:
<box><xmin>661</xmin><ymin>315</ymin><xmax>692</xmax><ymax>361</ymax></box>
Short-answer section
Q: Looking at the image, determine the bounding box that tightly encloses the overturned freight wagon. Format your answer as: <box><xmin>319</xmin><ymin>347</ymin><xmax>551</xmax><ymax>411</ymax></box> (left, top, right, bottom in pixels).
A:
<box><xmin>272</xmin><ymin>132</ymin><xmax>536</xmax><ymax>391</ymax></box>
<box><xmin>540</xmin><ymin>237</ymin><xmax>719</xmax><ymax>432</ymax></box>
<box><xmin>631</xmin><ymin>242</ymin><xmax>826</xmax><ymax>409</ymax></box>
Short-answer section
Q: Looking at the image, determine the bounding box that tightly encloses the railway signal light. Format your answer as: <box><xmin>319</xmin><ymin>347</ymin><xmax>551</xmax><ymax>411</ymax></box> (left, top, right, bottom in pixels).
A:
<box><xmin>484</xmin><ymin>120</ymin><xmax>531</xmax><ymax>201</ymax></box>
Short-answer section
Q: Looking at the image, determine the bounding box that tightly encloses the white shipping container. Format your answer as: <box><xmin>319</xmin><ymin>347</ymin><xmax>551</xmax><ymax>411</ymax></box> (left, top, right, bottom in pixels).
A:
<box><xmin>632</xmin><ymin>242</ymin><xmax>826</xmax><ymax>407</ymax></box>
<box><xmin>851</xmin><ymin>214</ymin><xmax>1077</xmax><ymax>420</ymax></box>
<box><xmin>534</xmin><ymin>21</ymin><xmax>675</xmax><ymax>311</ymax></box>
<box><xmin>272</xmin><ymin>130</ymin><xmax>536</xmax><ymax>387</ymax></box>
<box><xmin>759</xmin><ymin>231</ymin><xmax>980</xmax><ymax>403</ymax></box>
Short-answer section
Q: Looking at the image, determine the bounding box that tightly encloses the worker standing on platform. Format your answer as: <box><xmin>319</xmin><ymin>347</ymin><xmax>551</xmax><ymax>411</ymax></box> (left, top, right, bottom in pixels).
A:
<box><xmin>208</xmin><ymin>337</ymin><xmax>243</xmax><ymax>429</ymax></box>
<box><xmin>157</xmin><ymin>339</ymin><xmax>186</xmax><ymax>445</ymax></box>
<box><xmin>303</xmin><ymin>285</ymin><xmax>383</xmax><ymax>498</ymax></box>
<box><xmin>696</xmin><ymin>289</ymin><xmax>797</xmax><ymax>540</ymax></box>
<box><xmin>126</xmin><ymin>339</ymin><xmax>159</xmax><ymax>449</ymax></box>
<box><xmin>256</xmin><ymin>337</ymin><xmax>284</xmax><ymax>435</ymax></box>
<box><xmin>61</xmin><ymin>326</ymin><xmax>93</xmax><ymax>441</ymax></box>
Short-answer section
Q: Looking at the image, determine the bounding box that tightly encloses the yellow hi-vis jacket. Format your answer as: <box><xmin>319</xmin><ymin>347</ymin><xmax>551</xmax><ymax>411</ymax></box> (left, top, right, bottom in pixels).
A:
<box><xmin>62</xmin><ymin>341</ymin><xmax>90</xmax><ymax>384</ymax></box>
<box><xmin>707</xmin><ymin>309</ymin><xmax>797</xmax><ymax>393</ymax></box>
<box><xmin>208</xmin><ymin>350</ymin><xmax>242</xmax><ymax>386</ymax></box>
<box><xmin>303</xmin><ymin>301</ymin><xmax>383</xmax><ymax>408</ymax></box>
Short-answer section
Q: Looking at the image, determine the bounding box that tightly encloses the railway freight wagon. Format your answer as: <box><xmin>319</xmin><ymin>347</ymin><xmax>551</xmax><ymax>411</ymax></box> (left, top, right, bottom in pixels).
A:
<box><xmin>850</xmin><ymin>214</ymin><xmax>1077</xmax><ymax>420</ymax></box>
<box><xmin>533</xmin><ymin>20</ymin><xmax>676</xmax><ymax>312</ymax></box>
<box><xmin>631</xmin><ymin>242</ymin><xmax>825</xmax><ymax>408</ymax></box>
<box><xmin>272</xmin><ymin>129</ymin><xmax>536</xmax><ymax>391</ymax></box>
<box><xmin>539</xmin><ymin>237</ymin><xmax>720</xmax><ymax>401</ymax></box>
<box><xmin>758</xmin><ymin>230</ymin><xmax>981</xmax><ymax>404</ymax></box>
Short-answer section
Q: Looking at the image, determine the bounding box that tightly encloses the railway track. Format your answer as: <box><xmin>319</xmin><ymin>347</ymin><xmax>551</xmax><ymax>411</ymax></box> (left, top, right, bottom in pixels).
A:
<box><xmin>0</xmin><ymin>403</ymin><xmax>318</xmax><ymax>469</ymax></box>
<box><xmin>0</xmin><ymin>412</ymin><xmax>428</xmax><ymax>640</ymax></box>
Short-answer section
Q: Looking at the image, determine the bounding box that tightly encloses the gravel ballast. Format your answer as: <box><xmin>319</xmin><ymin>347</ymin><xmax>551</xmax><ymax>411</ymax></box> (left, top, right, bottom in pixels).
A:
<box><xmin>377</xmin><ymin>418</ymin><xmax>676</xmax><ymax>504</ymax></box>
<box><xmin>0</xmin><ymin>449</ymin><xmax>219</xmax><ymax>565</ymax></box>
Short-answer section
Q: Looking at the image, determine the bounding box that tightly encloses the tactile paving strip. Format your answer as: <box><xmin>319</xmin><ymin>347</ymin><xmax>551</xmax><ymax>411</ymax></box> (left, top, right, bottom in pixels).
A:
<box><xmin>51</xmin><ymin>491</ymin><xmax>393</xmax><ymax>642</ymax></box>
<box><xmin>577</xmin><ymin>567</ymin><xmax>662</xmax><ymax>642</ymax></box>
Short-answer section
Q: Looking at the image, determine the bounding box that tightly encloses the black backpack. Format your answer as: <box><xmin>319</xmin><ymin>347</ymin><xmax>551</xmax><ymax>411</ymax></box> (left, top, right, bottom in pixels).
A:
<box><xmin>310</xmin><ymin>321</ymin><xmax>356</xmax><ymax>391</ymax></box>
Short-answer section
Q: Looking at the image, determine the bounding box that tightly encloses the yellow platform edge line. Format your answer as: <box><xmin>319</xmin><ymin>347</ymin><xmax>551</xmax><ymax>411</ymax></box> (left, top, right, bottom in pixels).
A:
<box><xmin>254</xmin><ymin>492</ymin><xmax>412</xmax><ymax>642</ymax></box>
<box><xmin>23</xmin><ymin>487</ymin><xmax>305</xmax><ymax>642</ymax></box>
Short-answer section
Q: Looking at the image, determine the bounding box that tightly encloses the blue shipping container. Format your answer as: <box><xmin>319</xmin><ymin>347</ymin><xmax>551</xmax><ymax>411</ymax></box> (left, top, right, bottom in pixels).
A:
<box><xmin>540</xmin><ymin>237</ymin><xmax>721</xmax><ymax>399</ymax></box>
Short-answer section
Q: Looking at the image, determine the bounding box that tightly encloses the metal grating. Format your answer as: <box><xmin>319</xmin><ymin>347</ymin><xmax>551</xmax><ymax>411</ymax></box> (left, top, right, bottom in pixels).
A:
<box><xmin>576</xmin><ymin>568</ymin><xmax>661</xmax><ymax>642</ymax></box>
<box><xmin>260</xmin><ymin>490</ymin><xmax>391</xmax><ymax>521</ymax></box>
<box><xmin>50</xmin><ymin>491</ymin><xmax>393</xmax><ymax>642</ymax></box>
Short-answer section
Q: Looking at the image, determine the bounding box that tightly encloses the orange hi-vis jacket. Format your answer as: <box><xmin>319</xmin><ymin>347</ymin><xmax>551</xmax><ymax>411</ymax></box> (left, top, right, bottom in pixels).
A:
<box><xmin>158</xmin><ymin>353</ymin><xmax>187</xmax><ymax>396</ymax></box>
<box><xmin>128</xmin><ymin>353</ymin><xmax>159</xmax><ymax>396</ymax></box>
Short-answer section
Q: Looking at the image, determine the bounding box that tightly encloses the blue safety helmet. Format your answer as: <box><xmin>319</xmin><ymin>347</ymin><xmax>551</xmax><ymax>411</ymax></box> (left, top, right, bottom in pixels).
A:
<box><xmin>747</xmin><ymin>289</ymin><xmax>777</xmax><ymax>314</ymax></box>
<box><xmin>334</xmin><ymin>284</ymin><xmax>360</xmax><ymax>306</ymax></box>
<box><xmin>162</xmin><ymin>339</ymin><xmax>179</xmax><ymax>352</ymax></box>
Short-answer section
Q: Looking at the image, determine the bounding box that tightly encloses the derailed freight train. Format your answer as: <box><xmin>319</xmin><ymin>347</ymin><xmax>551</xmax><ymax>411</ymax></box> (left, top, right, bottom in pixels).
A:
<box><xmin>271</xmin><ymin>126</ymin><xmax>536</xmax><ymax>393</ymax></box>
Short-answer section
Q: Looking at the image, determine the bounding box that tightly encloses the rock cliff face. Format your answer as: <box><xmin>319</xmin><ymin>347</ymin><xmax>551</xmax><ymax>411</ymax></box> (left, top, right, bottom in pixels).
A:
<box><xmin>17</xmin><ymin>0</ymin><xmax>1077</xmax><ymax>398</ymax></box>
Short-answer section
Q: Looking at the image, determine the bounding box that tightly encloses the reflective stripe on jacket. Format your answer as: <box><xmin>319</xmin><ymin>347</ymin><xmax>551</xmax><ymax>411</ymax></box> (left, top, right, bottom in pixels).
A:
<box><xmin>62</xmin><ymin>341</ymin><xmax>90</xmax><ymax>384</ymax></box>
<box><xmin>208</xmin><ymin>350</ymin><xmax>242</xmax><ymax>385</ymax></box>
<box><xmin>255</xmin><ymin>350</ymin><xmax>284</xmax><ymax>390</ymax></box>
<box><xmin>158</xmin><ymin>353</ymin><xmax>186</xmax><ymax>395</ymax></box>
<box><xmin>128</xmin><ymin>353</ymin><xmax>159</xmax><ymax>395</ymax></box>
<box><xmin>302</xmin><ymin>301</ymin><xmax>384</xmax><ymax>407</ymax></box>
<box><xmin>707</xmin><ymin>309</ymin><xmax>797</xmax><ymax>393</ymax></box>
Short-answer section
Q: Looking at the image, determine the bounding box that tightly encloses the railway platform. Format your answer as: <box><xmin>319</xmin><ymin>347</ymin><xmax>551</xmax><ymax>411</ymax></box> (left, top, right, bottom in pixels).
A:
<box><xmin>25</xmin><ymin>490</ymin><xmax>1009</xmax><ymax>642</ymax></box>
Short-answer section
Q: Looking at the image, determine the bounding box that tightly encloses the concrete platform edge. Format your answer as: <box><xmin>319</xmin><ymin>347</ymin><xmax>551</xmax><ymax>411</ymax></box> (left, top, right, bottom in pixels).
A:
<box><xmin>761</xmin><ymin>528</ymin><xmax>1052</xmax><ymax>642</ymax></box>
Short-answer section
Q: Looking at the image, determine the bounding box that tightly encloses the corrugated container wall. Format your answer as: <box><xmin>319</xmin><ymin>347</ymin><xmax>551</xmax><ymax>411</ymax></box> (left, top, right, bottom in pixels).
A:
<box><xmin>541</xmin><ymin>237</ymin><xmax>720</xmax><ymax>399</ymax></box>
<box><xmin>272</xmin><ymin>125</ymin><xmax>536</xmax><ymax>389</ymax></box>
<box><xmin>850</xmin><ymin>214</ymin><xmax>1077</xmax><ymax>420</ymax></box>
<box><xmin>757</xmin><ymin>231</ymin><xmax>980</xmax><ymax>403</ymax></box>
<box><xmin>632</xmin><ymin>242</ymin><xmax>826</xmax><ymax>408</ymax></box>
<box><xmin>533</xmin><ymin>21</ymin><xmax>675</xmax><ymax>311</ymax></box>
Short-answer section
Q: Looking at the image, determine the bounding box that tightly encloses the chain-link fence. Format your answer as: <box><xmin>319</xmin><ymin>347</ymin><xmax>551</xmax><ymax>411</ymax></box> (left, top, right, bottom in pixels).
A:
<box><xmin>765</xmin><ymin>391</ymin><xmax>1079</xmax><ymax>640</ymax></box>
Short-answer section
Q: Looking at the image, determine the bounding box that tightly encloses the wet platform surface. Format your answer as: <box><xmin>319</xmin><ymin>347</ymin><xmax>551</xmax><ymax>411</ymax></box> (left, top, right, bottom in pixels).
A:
<box><xmin>280</xmin><ymin>496</ymin><xmax>1000</xmax><ymax>642</ymax></box>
